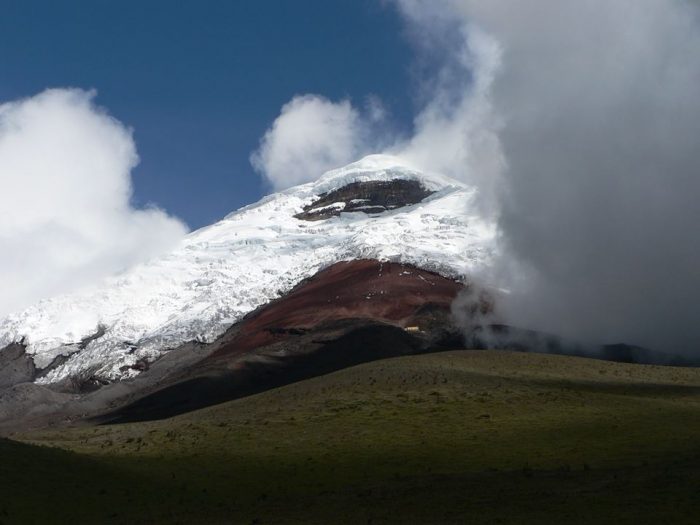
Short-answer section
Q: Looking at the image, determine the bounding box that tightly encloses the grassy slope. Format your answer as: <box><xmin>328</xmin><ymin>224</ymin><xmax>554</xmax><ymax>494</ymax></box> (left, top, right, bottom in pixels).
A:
<box><xmin>3</xmin><ymin>350</ymin><xmax>700</xmax><ymax>524</ymax></box>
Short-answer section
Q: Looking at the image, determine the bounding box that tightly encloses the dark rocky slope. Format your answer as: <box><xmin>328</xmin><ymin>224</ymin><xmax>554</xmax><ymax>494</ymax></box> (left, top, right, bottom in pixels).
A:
<box><xmin>0</xmin><ymin>342</ymin><xmax>35</xmax><ymax>390</ymax></box>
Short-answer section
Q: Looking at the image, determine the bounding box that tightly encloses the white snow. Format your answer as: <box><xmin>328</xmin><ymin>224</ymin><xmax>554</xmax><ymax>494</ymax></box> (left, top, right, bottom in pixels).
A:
<box><xmin>0</xmin><ymin>155</ymin><xmax>496</xmax><ymax>384</ymax></box>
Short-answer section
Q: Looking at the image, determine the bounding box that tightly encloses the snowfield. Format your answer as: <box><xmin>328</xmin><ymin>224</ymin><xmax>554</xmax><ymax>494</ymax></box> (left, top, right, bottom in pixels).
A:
<box><xmin>0</xmin><ymin>155</ymin><xmax>496</xmax><ymax>384</ymax></box>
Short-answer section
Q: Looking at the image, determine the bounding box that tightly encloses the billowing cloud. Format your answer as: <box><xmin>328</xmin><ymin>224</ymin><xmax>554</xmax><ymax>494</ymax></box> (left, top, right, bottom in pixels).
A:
<box><xmin>391</xmin><ymin>0</ymin><xmax>700</xmax><ymax>353</ymax></box>
<box><xmin>250</xmin><ymin>95</ymin><xmax>368</xmax><ymax>190</ymax></box>
<box><xmin>0</xmin><ymin>88</ymin><xmax>188</xmax><ymax>316</ymax></box>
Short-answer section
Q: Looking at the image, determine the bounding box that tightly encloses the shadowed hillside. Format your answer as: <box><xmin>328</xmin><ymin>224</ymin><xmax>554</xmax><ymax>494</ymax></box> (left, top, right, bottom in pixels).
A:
<box><xmin>2</xmin><ymin>350</ymin><xmax>700</xmax><ymax>524</ymax></box>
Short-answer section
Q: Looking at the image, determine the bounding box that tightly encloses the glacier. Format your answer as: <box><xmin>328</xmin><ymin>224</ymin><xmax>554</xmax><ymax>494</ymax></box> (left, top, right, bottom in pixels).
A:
<box><xmin>0</xmin><ymin>155</ymin><xmax>496</xmax><ymax>384</ymax></box>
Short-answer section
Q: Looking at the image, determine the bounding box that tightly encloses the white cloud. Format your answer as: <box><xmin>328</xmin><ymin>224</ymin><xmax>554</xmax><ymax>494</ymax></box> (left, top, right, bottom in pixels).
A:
<box><xmin>250</xmin><ymin>95</ymin><xmax>367</xmax><ymax>190</ymax></box>
<box><xmin>0</xmin><ymin>88</ymin><xmax>188</xmax><ymax>316</ymax></box>
<box><xmin>390</xmin><ymin>0</ymin><xmax>700</xmax><ymax>353</ymax></box>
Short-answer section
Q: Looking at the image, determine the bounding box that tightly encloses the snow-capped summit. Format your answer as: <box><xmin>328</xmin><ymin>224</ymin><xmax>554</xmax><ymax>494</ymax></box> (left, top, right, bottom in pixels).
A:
<box><xmin>0</xmin><ymin>155</ymin><xmax>496</xmax><ymax>384</ymax></box>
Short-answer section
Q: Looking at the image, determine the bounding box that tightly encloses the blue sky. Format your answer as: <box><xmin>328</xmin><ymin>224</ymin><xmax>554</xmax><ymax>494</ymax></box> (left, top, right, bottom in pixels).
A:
<box><xmin>0</xmin><ymin>0</ymin><xmax>414</xmax><ymax>229</ymax></box>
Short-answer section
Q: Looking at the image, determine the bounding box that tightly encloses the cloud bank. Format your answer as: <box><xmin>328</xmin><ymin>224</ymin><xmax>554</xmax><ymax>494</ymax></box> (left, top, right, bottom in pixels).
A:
<box><xmin>0</xmin><ymin>88</ymin><xmax>187</xmax><ymax>316</ymax></box>
<box><xmin>401</xmin><ymin>0</ymin><xmax>700</xmax><ymax>354</ymax></box>
<box><xmin>414</xmin><ymin>0</ymin><xmax>700</xmax><ymax>354</ymax></box>
<box><xmin>254</xmin><ymin>0</ymin><xmax>700</xmax><ymax>354</ymax></box>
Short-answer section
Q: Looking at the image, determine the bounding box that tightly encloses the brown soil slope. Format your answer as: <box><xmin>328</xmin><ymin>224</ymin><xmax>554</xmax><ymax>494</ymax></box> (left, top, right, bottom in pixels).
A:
<box><xmin>210</xmin><ymin>259</ymin><xmax>464</xmax><ymax>359</ymax></box>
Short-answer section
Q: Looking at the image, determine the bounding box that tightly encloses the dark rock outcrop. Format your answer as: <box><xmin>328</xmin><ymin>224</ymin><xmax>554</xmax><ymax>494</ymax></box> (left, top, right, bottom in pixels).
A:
<box><xmin>0</xmin><ymin>343</ymin><xmax>35</xmax><ymax>390</ymax></box>
<box><xmin>78</xmin><ymin>324</ymin><xmax>107</xmax><ymax>350</ymax></box>
<box><xmin>295</xmin><ymin>180</ymin><xmax>434</xmax><ymax>221</ymax></box>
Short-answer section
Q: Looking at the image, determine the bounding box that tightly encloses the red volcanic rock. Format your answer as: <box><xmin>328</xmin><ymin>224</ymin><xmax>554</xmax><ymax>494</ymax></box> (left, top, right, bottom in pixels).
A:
<box><xmin>211</xmin><ymin>259</ymin><xmax>464</xmax><ymax>358</ymax></box>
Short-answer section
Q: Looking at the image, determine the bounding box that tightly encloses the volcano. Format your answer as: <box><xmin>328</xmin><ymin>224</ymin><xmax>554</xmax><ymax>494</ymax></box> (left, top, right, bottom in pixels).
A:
<box><xmin>0</xmin><ymin>155</ymin><xmax>497</xmax><ymax>426</ymax></box>
<box><xmin>100</xmin><ymin>259</ymin><xmax>480</xmax><ymax>422</ymax></box>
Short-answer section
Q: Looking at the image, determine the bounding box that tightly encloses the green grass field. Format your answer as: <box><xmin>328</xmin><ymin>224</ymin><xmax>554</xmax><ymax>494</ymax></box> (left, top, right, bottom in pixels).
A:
<box><xmin>2</xmin><ymin>350</ymin><xmax>700</xmax><ymax>524</ymax></box>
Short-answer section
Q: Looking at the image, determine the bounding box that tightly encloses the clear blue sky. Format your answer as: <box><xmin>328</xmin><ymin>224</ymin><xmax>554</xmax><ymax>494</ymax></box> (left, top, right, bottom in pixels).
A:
<box><xmin>0</xmin><ymin>0</ymin><xmax>414</xmax><ymax>229</ymax></box>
